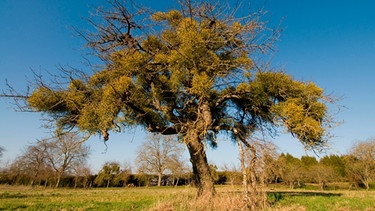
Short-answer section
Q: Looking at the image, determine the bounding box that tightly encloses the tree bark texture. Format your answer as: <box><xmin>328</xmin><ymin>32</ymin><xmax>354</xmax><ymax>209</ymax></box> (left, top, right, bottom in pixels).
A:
<box><xmin>158</xmin><ymin>173</ymin><xmax>162</xmax><ymax>187</ymax></box>
<box><xmin>248</xmin><ymin>144</ymin><xmax>258</xmax><ymax>210</ymax></box>
<box><xmin>186</xmin><ymin>129</ymin><xmax>216</xmax><ymax>197</ymax></box>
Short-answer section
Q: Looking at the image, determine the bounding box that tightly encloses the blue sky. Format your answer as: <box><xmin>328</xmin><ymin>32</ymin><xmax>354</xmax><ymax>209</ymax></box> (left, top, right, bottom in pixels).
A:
<box><xmin>1</xmin><ymin>0</ymin><xmax>374</xmax><ymax>172</ymax></box>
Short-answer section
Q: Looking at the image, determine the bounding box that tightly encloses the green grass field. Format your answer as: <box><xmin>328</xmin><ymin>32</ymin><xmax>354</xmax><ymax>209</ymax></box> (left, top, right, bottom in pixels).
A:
<box><xmin>0</xmin><ymin>185</ymin><xmax>374</xmax><ymax>210</ymax></box>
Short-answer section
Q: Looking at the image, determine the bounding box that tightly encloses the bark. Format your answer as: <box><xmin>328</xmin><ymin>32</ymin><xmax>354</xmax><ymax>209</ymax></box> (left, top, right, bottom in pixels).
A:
<box><xmin>248</xmin><ymin>144</ymin><xmax>258</xmax><ymax>208</ymax></box>
<box><xmin>31</xmin><ymin>173</ymin><xmax>37</xmax><ymax>187</ymax></box>
<box><xmin>175</xmin><ymin>177</ymin><xmax>180</xmax><ymax>187</ymax></box>
<box><xmin>186</xmin><ymin>129</ymin><xmax>216</xmax><ymax>197</ymax></box>
<box><xmin>158</xmin><ymin>173</ymin><xmax>162</xmax><ymax>187</ymax></box>
<box><xmin>55</xmin><ymin>175</ymin><xmax>61</xmax><ymax>188</ymax></box>
<box><xmin>237</xmin><ymin>139</ymin><xmax>248</xmax><ymax>200</ymax></box>
<box><xmin>74</xmin><ymin>177</ymin><xmax>78</xmax><ymax>189</ymax></box>
<box><xmin>320</xmin><ymin>181</ymin><xmax>325</xmax><ymax>190</ymax></box>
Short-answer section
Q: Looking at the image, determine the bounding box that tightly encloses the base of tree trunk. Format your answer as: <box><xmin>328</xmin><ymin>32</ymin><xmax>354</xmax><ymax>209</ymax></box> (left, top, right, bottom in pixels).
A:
<box><xmin>186</xmin><ymin>131</ymin><xmax>216</xmax><ymax>197</ymax></box>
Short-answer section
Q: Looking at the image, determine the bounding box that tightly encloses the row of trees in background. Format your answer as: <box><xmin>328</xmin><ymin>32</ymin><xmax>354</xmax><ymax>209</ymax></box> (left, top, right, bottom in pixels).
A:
<box><xmin>0</xmin><ymin>136</ymin><xmax>375</xmax><ymax>190</ymax></box>
<box><xmin>1</xmin><ymin>132</ymin><xmax>90</xmax><ymax>188</ymax></box>
<box><xmin>0</xmin><ymin>133</ymin><xmax>190</xmax><ymax>188</ymax></box>
<box><xmin>238</xmin><ymin>138</ymin><xmax>375</xmax><ymax>191</ymax></box>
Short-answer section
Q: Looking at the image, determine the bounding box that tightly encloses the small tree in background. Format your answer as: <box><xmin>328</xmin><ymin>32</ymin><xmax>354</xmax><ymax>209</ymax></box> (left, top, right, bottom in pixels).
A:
<box><xmin>222</xmin><ymin>163</ymin><xmax>241</xmax><ymax>188</ymax></box>
<box><xmin>95</xmin><ymin>161</ymin><xmax>121</xmax><ymax>188</ymax></box>
<box><xmin>167</xmin><ymin>153</ymin><xmax>190</xmax><ymax>187</ymax></box>
<box><xmin>301</xmin><ymin>155</ymin><xmax>318</xmax><ymax>170</ymax></box>
<box><xmin>344</xmin><ymin>139</ymin><xmax>375</xmax><ymax>190</ymax></box>
<box><xmin>13</xmin><ymin>140</ymin><xmax>49</xmax><ymax>186</ymax></box>
<box><xmin>72</xmin><ymin>165</ymin><xmax>92</xmax><ymax>189</ymax></box>
<box><xmin>278</xmin><ymin>153</ymin><xmax>304</xmax><ymax>189</ymax></box>
<box><xmin>136</xmin><ymin>134</ymin><xmax>185</xmax><ymax>187</ymax></box>
<box><xmin>309</xmin><ymin>163</ymin><xmax>335</xmax><ymax>190</ymax></box>
<box><xmin>118</xmin><ymin>161</ymin><xmax>132</xmax><ymax>187</ymax></box>
<box><xmin>44</xmin><ymin>132</ymin><xmax>90</xmax><ymax>188</ymax></box>
<box><xmin>320</xmin><ymin>154</ymin><xmax>346</xmax><ymax>179</ymax></box>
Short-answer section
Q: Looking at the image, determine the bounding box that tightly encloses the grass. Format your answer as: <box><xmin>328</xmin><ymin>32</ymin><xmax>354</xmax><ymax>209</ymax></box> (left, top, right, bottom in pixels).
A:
<box><xmin>0</xmin><ymin>185</ymin><xmax>178</xmax><ymax>210</ymax></box>
<box><xmin>0</xmin><ymin>185</ymin><xmax>374</xmax><ymax>210</ymax></box>
<box><xmin>271</xmin><ymin>190</ymin><xmax>375</xmax><ymax>211</ymax></box>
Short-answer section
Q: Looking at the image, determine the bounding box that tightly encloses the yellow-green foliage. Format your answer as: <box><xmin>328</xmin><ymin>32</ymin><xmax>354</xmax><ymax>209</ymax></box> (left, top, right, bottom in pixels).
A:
<box><xmin>26</xmin><ymin>5</ymin><xmax>329</xmax><ymax>150</ymax></box>
<box><xmin>28</xmin><ymin>87</ymin><xmax>64</xmax><ymax>111</ymax></box>
<box><xmin>65</xmin><ymin>80</ymin><xmax>88</xmax><ymax>111</ymax></box>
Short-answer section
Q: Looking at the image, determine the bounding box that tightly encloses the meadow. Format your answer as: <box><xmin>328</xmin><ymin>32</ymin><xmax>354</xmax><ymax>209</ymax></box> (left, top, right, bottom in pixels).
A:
<box><xmin>0</xmin><ymin>185</ymin><xmax>374</xmax><ymax>210</ymax></box>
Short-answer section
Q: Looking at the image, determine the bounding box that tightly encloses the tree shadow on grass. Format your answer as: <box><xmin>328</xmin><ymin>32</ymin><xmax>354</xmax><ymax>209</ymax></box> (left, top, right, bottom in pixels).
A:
<box><xmin>0</xmin><ymin>192</ymin><xmax>28</xmax><ymax>199</ymax></box>
<box><xmin>268</xmin><ymin>190</ymin><xmax>342</xmax><ymax>197</ymax></box>
<box><xmin>266</xmin><ymin>190</ymin><xmax>342</xmax><ymax>205</ymax></box>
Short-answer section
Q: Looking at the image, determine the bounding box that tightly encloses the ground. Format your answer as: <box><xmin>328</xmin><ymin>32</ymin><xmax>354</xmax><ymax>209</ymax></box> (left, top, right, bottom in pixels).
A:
<box><xmin>0</xmin><ymin>184</ymin><xmax>374</xmax><ymax>210</ymax></box>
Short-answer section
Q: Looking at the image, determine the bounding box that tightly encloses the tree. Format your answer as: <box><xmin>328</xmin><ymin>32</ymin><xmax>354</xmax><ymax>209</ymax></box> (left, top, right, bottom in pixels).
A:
<box><xmin>166</xmin><ymin>152</ymin><xmax>190</xmax><ymax>187</ymax></box>
<box><xmin>7</xmin><ymin>140</ymin><xmax>54</xmax><ymax>186</ymax></box>
<box><xmin>320</xmin><ymin>154</ymin><xmax>346</xmax><ymax>179</ymax></box>
<box><xmin>44</xmin><ymin>132</ymin><xmax>90</xmax><ymax>187</ymax></box>
<box><xmin>5</xmin><ymin>0</ymin><xmax>332</xmax><ymax>197</ymax></box>
<box><xmin>344</xmin><ymin>139</ymin><xmax>375</xmax><ymax>190</ymax></box>
<box><xmin>256</xmin><ymin>143</ymin><xmax>280</xmax><ymax>186</ymax></box>
<box><xmin>72</xmin><ymin>165</ymin><xmax>92</xmax><ymax>189</ymax></box>
<box><xmin>135</xmin><ymin>134</ymin><xmax>185</xmax><ymax>186</ymax></box>
<box><xmin>6</xmin><ymin>134</ymin><xmax>89</xmax><ymax>187</ymax></box>
<box><xmin>221</xmin><ymin>163</ymin><xmax>241</xmax><ymax>188</ymax></box>
<box><xmin>309</xmin><ymin>163</ymin><xmax>336</xmax><ymax>190</ymax></box>
<box><xmin>300</xmin><ymin>155</ymin><xmax>318</xmax><ymax>183</ymax></box>
<box><xmin>118</xmin><ymin>161</ymin><xmax>132</xmax><ymax>187</ymax></box>
<box><xmin>301</xmin><ymin>155</ymin><xmax>318</xmax><ymax>169</ymax></box>
<box><xmin>15</xmin><ymin>140</ymin><xmax>49</xmax><ymax>186</ymax></box>
<box><xmin>278</xmin><ymin>153</ymin><xmax>305</xmax><ymax>189</ymax></box>
<box><xmin>241</xmin><ymin>139</ymin><xmax>279</xmax><ymax>209</ymax></box>
<box><xmin>208</xmin><ymin>164</ymin><xmax>220</xmax><ymax>184</ymax></box>
<box><xmin>95</xmin><ymin>161</ymin><xmax>121</xmax><ymax>188</ymax></box>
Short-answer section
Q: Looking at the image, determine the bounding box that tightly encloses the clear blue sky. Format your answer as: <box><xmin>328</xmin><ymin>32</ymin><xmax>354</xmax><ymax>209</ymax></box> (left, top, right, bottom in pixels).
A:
<box><xmin>1</xmin><ymin>0</ymin><xmax>374</xmax><ymax>172</ymax></box>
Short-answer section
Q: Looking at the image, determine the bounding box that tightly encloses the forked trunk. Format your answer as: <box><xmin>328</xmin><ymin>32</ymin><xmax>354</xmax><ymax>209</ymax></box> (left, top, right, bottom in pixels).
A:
<box><xmin>186</xmin><ymin>130</ymin><xmax>216</xmax><ymax>197</ymax></box>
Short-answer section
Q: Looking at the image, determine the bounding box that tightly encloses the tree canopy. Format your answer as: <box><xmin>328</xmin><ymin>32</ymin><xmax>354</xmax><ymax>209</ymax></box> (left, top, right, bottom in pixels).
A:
<box><xmin>13</xmin><ymin>0</ymin><xmax>332</xmax><ymax>196</ymax></box>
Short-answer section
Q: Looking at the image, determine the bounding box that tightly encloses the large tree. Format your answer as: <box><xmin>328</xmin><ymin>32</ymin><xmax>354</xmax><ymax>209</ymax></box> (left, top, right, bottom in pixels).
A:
<box><xmin>5</xmin><ymin>0</ymin><xmax>332</xmax><ymax>196</ymax></box>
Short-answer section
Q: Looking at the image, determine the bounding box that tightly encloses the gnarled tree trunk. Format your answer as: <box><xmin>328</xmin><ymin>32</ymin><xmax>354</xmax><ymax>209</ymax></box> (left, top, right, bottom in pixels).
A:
<box><xmin>186</xmin><ymin>129</ymin><xmax>216</xmax><ymax>197</ymax></box>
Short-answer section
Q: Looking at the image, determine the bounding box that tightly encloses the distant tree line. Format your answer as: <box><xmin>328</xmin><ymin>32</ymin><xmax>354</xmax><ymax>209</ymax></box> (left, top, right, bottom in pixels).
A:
<box><xmin>0</xmin><ymin>137</ymin><xmax>374</xmax><ymax>190</ymax></box>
